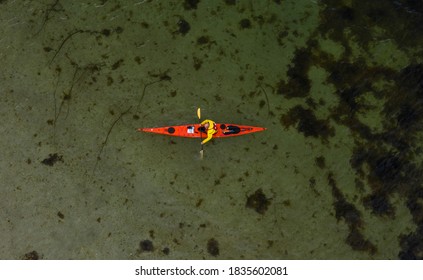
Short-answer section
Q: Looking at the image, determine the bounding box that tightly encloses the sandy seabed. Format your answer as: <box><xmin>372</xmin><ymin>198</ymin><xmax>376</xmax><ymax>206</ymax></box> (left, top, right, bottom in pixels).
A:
<box><xmin>1</xmin><ymin>0</ymin><xmax>423</xmax><ymax>260</ymax></box>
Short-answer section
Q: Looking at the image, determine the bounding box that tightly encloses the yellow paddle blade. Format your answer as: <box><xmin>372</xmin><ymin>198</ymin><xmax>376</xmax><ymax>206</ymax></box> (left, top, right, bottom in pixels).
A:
<box><xmin>200</xmin><ymin>149</ymin><xmax>204</xmax><ymax>159</ymax></box>
<box><xmin>197</xmin><ymin>108</ymin><xmax>201</xmax><ymax>120</ymax></box>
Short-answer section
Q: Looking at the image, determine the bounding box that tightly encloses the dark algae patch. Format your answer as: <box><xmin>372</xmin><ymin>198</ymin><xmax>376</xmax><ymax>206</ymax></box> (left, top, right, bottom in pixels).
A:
<box><xmin>224</xmin><ymin>0</ymin><xmax>236</xmax><ymax>5</ymax></box>
<box><xmin>246</xmin><ymin>188</ymin><xmax>271</xmax><ymax>215</ymax></box>
<box><xmin>22</xmin><ymin>251</ymin><xmax>40</xmax><ymax>260</ymax></box>
<box><xmin>319</xmin><ymin>1</ymin><xmax>423</xmax><ymax>53</ymax></box>
<box><xmin>280</xmin><ymin>105</ymin><xmax>334</xmax><ymax>142</ymax></box>
<box><xmin>183</xmin><ymin>0</ymin><xmax>200</xmax><ymax>10</ymax></box>
<box><xmin>162</xmin><ymin>247</ymin><xmax>170</xmax><ymax>255</ymax></box>
<box><xmin>57</xmin><ymin>211</ymin><xmax>64</xmax><ymax>220</ymax></box>
<box><xmin>343</xmin><ymin>61</ymin><xmax>423</xmax><ymax>258</ymax></box>
<box><xmin>177</xmin><ymin>18</ymin><xmax>190</xmax><ymax>35</ymax></box>
<box><xmin>265</xmin><ymin>0</ymin><xmax>423</xmax><ymax>258</ymax></box>
<box><xmin>277</xmin><ymin>48</ymin><xmax>312</xmax><ymax>98</ymax></box>
<box><xmin>207</xmin><ymin>238</ymin><xmax>219</xmax><ymax>257</ymax></box>
<box><xmin>329</xmin><ymin>173</ymin><xmax>362</xmax><ymax>228</ymax></box>
<box><xmin>138</xmin><ymin>239</ymin><xmax>154</xmax><ymax>253</ymax></box>
<box><xmin>328</xmin><ymin>173</ymin><xmax>377</xmax><ymax>255</ymax></box>
<box><xmin>327</xmin><ymin>59</ymin><xmax>423</xmax><ymax>258</ymax></box>
<box><xmin>41</xmin><ymin>153</ymin><xmax>63</xmax><ymax>166</ymax></box>
<box><xmin>239</xmin><ymin>18</ymin><xmax>252</xmax><ymax>29</ymax></box>
<box><xmin>362</xmin><ymin>193</ymin><xmax>394</xmax><ymax>217</ymax></box>
<box><xmin>315</xmin><ymin>156</ymin><xmax>326</xmax><ymax>169</ymax></box>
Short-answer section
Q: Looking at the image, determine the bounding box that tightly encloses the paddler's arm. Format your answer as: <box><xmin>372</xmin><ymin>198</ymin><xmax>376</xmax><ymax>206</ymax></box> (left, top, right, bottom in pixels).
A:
<box><xmin>200</xmin><ymin>119</ymin><xmax>210</xmax><ymax>126</ymax></box>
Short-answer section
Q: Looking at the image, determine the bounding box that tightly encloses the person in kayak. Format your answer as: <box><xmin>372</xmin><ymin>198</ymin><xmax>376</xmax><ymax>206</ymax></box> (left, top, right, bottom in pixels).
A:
<box><xmin>200</xmin><ymin>119</ymin><xmax>217</xmax><ymax>145</ymax></box>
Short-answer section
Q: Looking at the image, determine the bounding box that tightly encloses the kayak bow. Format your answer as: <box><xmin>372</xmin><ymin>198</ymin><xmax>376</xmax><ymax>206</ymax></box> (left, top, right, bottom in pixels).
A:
<box><xmin>139</xmin><ymin>123</ymin><xmax>266</xmax><ymax>138</ymax></box>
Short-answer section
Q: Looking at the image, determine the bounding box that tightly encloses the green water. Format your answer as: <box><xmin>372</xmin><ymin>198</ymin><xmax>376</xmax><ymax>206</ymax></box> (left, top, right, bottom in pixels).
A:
<box><xmin>1</xmin><ymin>0</ymin><xmax>422</xmax><ymax>259</ymax></box>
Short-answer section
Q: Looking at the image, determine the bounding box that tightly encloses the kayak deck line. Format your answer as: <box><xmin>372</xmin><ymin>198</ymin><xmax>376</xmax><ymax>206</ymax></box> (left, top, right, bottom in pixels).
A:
<box><xmin>138</xmin><ymin>123</ymin><xmax>266</xmax><ymax>138</ymax></box>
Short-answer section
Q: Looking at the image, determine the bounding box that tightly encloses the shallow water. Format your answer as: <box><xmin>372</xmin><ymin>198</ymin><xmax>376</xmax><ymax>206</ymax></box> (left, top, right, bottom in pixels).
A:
<box><xmin>1</xmin><ymin>0</ymin><xmax>422</xmax><ymax>259</ymax></box>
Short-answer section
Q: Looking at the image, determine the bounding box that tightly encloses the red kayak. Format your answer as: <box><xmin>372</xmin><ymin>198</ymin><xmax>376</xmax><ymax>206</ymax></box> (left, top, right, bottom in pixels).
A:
<box><xmin>139</xmin><ymin>123</ymin><xmax>266</xmax><ymax>138</ymax></box>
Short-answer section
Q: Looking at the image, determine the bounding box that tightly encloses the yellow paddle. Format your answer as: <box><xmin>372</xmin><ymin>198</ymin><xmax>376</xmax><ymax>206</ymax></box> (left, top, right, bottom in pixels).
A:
<box><xmin>197</xmin><ymin>108</ymin><xmax>204</xmax><ymax>159</ymax></box>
